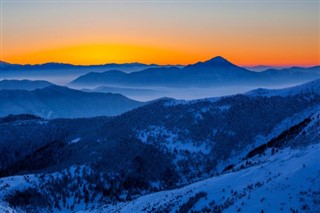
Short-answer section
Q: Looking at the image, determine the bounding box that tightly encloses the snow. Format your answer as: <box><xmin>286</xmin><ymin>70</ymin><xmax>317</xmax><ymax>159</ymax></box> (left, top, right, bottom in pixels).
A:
<box><xmin>137</xmin><ymin>126</ymin><xmax>210</xmax><ymax>154</ymax></box>
<box><xmin>0</xmin><ymin>166</ymin><xmax>92</xmax><ymax>213</ymax></box>
<box><xmin>246</xmin><ymin>79</ymin><xmax>320</xmax><ymax>97</ymax></box>
<box><xmin>215</xmin><ymin>104</ymin><xmax>320</xmax><ymax>173</ymax></box>
<box><xmin>164</xmin><ymin>97</ymin><xmax>221</xmax><ymax>107</ymax></box>
<box><xmin>0</xmin><ymin>175</ymin><xmax>38</xmax><ymax>203</ymax></box>
<box><xmin>253</xmin><ymin>105</ymin><xmax>320</xmax><ymax>147</ymax></box>
<box><xmin>37</xmin><ymin>120</ymin><xmax>49</xmax><ymax>125</ymax></box>
<box><xmin>0</xmin><ymin>204</ymin><xmax>17</xmax><ymax>213</ymax></box>
<box><xmin>69</xmin><ymin>137</ymin><xmax>81</xmax><ymax>144</ymax></box>
<box><xmin>217</xmin><ymin>104</ymin><xmax>230</xmax><ymax>111</ymax></box>
<box><xmin>86</xmin><ymin>143</ymin><xmax>320</xmax><ymax>213</ymax></box>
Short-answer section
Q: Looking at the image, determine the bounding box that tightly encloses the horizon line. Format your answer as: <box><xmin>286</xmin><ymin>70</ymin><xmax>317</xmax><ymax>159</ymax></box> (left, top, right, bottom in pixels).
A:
<box><xmin>1</xmin><ymin>59</ymin><xmax>319</xmax><ymax>68</ymax></box>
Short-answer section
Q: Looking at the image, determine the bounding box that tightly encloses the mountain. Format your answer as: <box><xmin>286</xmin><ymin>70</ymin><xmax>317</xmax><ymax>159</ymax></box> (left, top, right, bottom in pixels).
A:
<box><xmin>100</xmin><ymin>137</ymin><xmax>320</xmax><ymax>212</ymax></box>
<box><xmin>244</xmin><ymin>65</ymin><xmax>290</xmax><ymax>72</ymax></box>
<box><xmin>69</xmin><ymin>56</ymin><xmax>255</xmax><ymax>87</ymax></box>
<box><xmin>258</xmin><ymin>66</ymin><xmax>320</xmax><ymax>84</ymax></box>
<box><xmin>0</xmin><ymin>85</ymin><xmax>144</xmax><ymax>118</ymax></box>
<box><xmin>1</xmin><ymin>61</ymin><xmax>73</xmax><ymax>70</ymax></box>
<box><xmin>69</xmin><ymin>67</ymin><xmax>182</xmax><ymax>87</ymax></box>
<box><xmin>0</xmin><ymin>61</ymin><xmax>174</xmax><ymax>73</ymax></box>
<box><xmin>69</xmin><ymin>70</ymin><xmax>128</xmax><ymax>87</ymax></box>
<box><xmin>184</xmin><ymin>56</ymin><xmax>244</xmax><ymax>71</ymax></box>
<box><xmin>0</xmin><ymin>61</ymin><xmax>14</xmax><ymax>68</ymax></box>
<box><xmin>246</xmin><ymin>78</ymin><xmax>320</xmax><ymax>97</ymax></box>
<box><xmin>0</xmin><ymin>79</ymin><xmax>54</xmax><ymax>90</ymax></box>
<box><xmin>69</xmin><ymin>56</ymin><xmax>320</xmax><ymax>88</ymax></box>
<box><xmin>0</xmin><ymin>79</ymin><xmax>319</xmax><ymax>212</ymax></box>
<box><xmin>0</xmin><ymin>61</ymin><xmax>181</xmax><ymax>85</ymax></box>
<box><xmin>83</xmin><ymin>86</ymin><xmax>156</xmax><ymax>97</ymax></box>
<box><xmin>181</xmin><ymin>56</ymin><xmax>257</xmax><ymax>85</ymax></box>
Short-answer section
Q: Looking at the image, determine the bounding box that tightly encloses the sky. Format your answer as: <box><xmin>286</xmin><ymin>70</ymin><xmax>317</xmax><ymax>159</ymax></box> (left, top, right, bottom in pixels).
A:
<box><xmin>1</xmin><ymin>0</ymin><xmax>319</xmax><ymax>66</ymax></box>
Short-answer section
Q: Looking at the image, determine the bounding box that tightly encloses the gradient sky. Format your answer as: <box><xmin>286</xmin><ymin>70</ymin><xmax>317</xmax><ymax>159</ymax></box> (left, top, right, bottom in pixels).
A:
<box><xmin>1</xmin><ymin>0</ymin><xmax>319</xmax><ymax>66</ymax></box>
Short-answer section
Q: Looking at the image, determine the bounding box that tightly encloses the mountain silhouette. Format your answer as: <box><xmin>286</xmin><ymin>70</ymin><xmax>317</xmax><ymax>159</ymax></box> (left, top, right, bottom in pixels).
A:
<box><xmin>0</xmin><ymin>85</ymin><xmax>144</xmax><ymax>118</ymax></box>
<box><xmin>70</xmin><ymin>56</ymin><xmax>258</xmax><ymax>87</ymax></box>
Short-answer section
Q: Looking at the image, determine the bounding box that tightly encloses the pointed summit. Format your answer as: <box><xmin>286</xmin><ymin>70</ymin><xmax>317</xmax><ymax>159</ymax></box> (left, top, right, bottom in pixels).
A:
<box><xmin>0</xmin><ymin>61</ymin><xmax>11</xmax><ymax>65</ymax></box>
<box><xmin>184</xmin><ymin>56</ymin><xmax>237</xmax><ymax>70</ymax></box>
<box><xmin>202</xmin><ymin>56</ymin><xmax>233</xmax><ymax>66</ymax></box>
<box><xmin>182</xmin><ymin>55</ymin><xmax>254</xmax><ymax>82</ymax></box>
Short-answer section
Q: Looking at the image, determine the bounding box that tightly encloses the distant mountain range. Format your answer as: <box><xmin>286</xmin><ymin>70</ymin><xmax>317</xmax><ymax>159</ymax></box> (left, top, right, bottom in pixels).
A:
<box><xmin>244</xmin><ymin>65</ymin><xmax>291</xmax><ymax>72</ymax></box>
<box><xmin>2</xmin><ymin>57</ymin><xmax>319</xmax><ymax>87</ymax></box>
<box><xmin>0</xmin><ymin>61</ymin><xmax>181</xmax><ymax>84</ymax></box>
<box><xmin>82</xmin><ymin>86</ymin><xmax>156</xmax><ymax>96</ymax></box>
<box><xmin>0</xmin><ymin>61</ymin><xmax>179</xmax><ymax>73</ymax></box>
<box><xmin>246</xmin><ymin>78</ymin><xmax>320</xmax><ymax>97</ymax></box>
<box><xmin>0</xmin><ymin>79</ymin><xmax>54</xmax><ymax>90</ymax></box>
<box><xmin>0</xmin><ymin>85</ymin><xmax>144</xmax><ymax>118</ymax></box>
<box><xmin>69</xmin><ymin>56</ymin><xmax>252</xmax><ymax>87</ymax></box>
<box><xmin>69</xmin><ymin>56</ymin><xmax>320</xmax><ymax>88</ymax></box>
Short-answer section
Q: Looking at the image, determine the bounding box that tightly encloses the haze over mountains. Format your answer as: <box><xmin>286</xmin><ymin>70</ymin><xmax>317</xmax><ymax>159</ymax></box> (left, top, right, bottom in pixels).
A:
<box><xmin>244</xmin><ymin>65</ymin><xmax>291</xmax><ymax>72</ymax></box>
<box><xmin>2</xmin><ymin>56</ymin><xmax>320</xmax><ymax>101</ymax></box>
<box><xmin>2</xmin><ymin>56</ymin><xmax>319</xmax><ymax>87</ymax></box>
<box><xmin>69</xmin><ymin>56</ymin><xmax>320</xmax><ymax>88</ymax></box>
<box><xmin>0</xmin><ymin>61</ymin><xmax>174</xmax><ymax>73</ymax></box>
<box><xmin>0</xmin><ymin>85</ymin><xmax>144</xmax><ymax>118</ymax></box>
<box><xmin>82</xmin><ymin>86</ymin><xmax>157</xmax><ymax>100</ymax></box>
<box><xmin>246</xmin><ymin>78</ymin><xmax>320</xmax><ymax>97</ymax></box>
<box><xmin>0</xmin><ymin>61</ymin><xmax>180</xmax><ymax>84</ymax></box>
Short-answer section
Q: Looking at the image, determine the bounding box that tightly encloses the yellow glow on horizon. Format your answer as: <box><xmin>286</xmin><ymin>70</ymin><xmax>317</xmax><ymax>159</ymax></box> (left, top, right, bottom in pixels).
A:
<box><xmin>3</xmin><ymin>44</ymin><xmax>209</xmax><ymax>65</ymax></box>
<box><xmin>3</xmin><ymin>42</ymin><xmax>319</xmax><ymax>67</ymax></box>
<box><xmin>1</xmin><ymin>1</ymin><xmax>319</xmax><ymax>67</ymax></box>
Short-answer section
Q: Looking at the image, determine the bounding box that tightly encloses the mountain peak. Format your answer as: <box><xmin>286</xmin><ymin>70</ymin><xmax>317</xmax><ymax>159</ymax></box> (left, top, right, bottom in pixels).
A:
<box><xmin>204</xmin><ymin>56</ymin><xmax>232</xmax><ymax>65</ymax></box>
<box><xmin>184</xmin><ymin>56</ymin><xmax>236</xmax><ymax>70</ymax></box>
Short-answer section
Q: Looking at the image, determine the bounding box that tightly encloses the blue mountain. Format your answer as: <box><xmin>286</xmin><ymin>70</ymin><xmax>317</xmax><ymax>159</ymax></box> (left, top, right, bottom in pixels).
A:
<box><xmin>69</xmin><ymin>56</ymin><xmax>320</xmax><ymax>87</ymax></box>
<box><xmin>0</xmin><ymin>85</ymin><xmax>144</xmax><ymax>118</ymax></box>
<box><xmin>0</xmin><ymin>61</ymin><xmax>175</xmax><ymax>73</ymax></box>
<box><xmin>0</xmin><ymin>79</ymin><xmax>54</xmax><ymax>90</ymax></box>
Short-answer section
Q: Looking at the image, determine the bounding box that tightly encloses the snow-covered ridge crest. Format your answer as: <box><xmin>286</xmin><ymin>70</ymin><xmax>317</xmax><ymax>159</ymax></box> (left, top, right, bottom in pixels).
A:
<box><xmin>246</xmin><ymin>78</ymin><xmax>320</xmax><ymax>97</ymax></box>
<box><xmin>165</xmin><ymin>79</ymin><xmax>320</xmax><ymax>107</ymax></box>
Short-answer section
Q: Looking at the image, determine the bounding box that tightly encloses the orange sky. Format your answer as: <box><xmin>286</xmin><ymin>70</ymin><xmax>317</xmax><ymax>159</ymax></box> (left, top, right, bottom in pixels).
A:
<box><xmin>1</xmin><ymin>1</ymin><xmax>319</xmax><ymax>66</ymax></box>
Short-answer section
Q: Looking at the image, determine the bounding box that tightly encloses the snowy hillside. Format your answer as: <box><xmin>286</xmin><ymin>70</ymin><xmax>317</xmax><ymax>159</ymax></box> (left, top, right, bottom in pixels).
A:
<box><xmin>94</xmin><ymin>142</ymin><xmax>320</xmax><ymax>213</ymax></box>
<box><xmin>246</xmin><ymin>78</ymin><xmax>320</xmax><ymax>97</ymax></box>
<box><xmin>80</xmin><ymin>109</ymin><xmax>320</xmax><ymax>212</ymax></box>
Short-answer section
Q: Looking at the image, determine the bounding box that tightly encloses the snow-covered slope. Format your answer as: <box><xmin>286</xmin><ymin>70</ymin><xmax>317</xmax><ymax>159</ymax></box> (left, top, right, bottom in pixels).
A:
<box><xmin>2</xmin><ymin>112</ymin><xmax>319</xmax><ymax>213</ymax></box>
<box><xmin>78</xmin><ymin>108</ymin><xmax>320</xmax><ymax>213</ymax></box>
<box><xmin>246</xmin><ymin>78</ymin><xmax>320</xmax><ymax>97</ymax></box>
<box><xmin>86</xmin><ymin>142</ymin><xmax>320</xmax><ymax>213</ymax></box>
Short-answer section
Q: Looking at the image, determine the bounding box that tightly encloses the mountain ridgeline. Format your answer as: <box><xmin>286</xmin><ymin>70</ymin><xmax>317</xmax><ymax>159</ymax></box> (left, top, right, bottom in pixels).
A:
<box><xmin>0</xmin><ymin>79</ymin><xmax>54</xmax><ymax>90</ymax></box>
<box><xmin>69</xmin><ymin>56</ymin><xmax>320</xmax><ymax>87</ymax></box>
<box><xmin>0</xmin><ymin>61</ymin><xmax>172</xmax><ymax>73</ymax></box>
<box><xmin>0</xmin><ymin>85</ymin><xmax>144</xmax><ymax>118</ymax></box>
<box><xmin>0</xmin><ymin>61</ymin><xmax>180</xmax><ymax>84</ymax></box>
